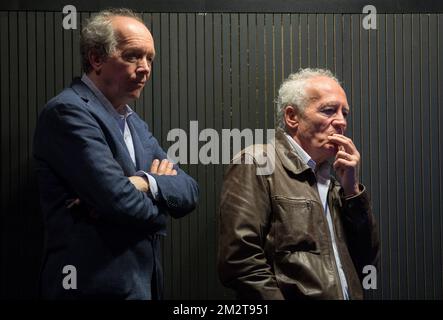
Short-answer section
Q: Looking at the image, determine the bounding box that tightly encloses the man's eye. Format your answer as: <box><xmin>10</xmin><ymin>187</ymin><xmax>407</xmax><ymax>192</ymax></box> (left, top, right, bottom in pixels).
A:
<box><xmin>124</xmin><ymin>54</ymin><xmax>138</xmax><ymax>62</ymax></box>
<box><xmin>321</xmin><ymin>108</ymin><xmax>335</xmax><ymax>115</ymax></box>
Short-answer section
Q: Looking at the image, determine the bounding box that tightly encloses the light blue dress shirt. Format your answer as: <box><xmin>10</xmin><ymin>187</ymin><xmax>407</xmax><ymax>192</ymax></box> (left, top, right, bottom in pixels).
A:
<box><xmin>81</xmin><ymin>74</ymin><xmax>159</xmax><ymax>199</ymax></box>
<box><xmin>285</xmin><ymin>133</ymin><xmax>349</xmax><ymax>300</ymax></box>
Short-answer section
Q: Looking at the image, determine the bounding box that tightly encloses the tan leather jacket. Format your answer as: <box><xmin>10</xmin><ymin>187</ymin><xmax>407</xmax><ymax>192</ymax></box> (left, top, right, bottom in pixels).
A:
<box><xmin>218</xmin><ymin>129</ymin><xmax>380</xmax><ymax>300</ymax></box>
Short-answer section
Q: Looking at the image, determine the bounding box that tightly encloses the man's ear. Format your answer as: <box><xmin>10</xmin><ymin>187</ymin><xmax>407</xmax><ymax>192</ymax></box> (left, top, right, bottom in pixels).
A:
<box><xmin>88</xmin><ymin>50</ymin><xmax>105</xmax><ymax>73</ymax></box>
<box><xmin>284</xmin><ymin>105</ymin><xmax>299</xmax><ymax>130</ymax></box>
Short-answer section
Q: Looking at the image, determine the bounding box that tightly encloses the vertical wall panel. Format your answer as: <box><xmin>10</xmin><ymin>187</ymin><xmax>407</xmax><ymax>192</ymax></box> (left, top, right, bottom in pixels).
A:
<box><xmin>325</xmin><ymin>14</ymin><xmax>334</xmax><ymax>71</ymax></box>
<box><xmin>282</xmin><ymin>14</ymin><xmax>291</xmax><ymax>79</ymax></box>
<box><xmin>274</xmin><ymin>14</ymin><xmax>283</xmax><ymax>93</ymax></box>
<box><xmin>256</xmin><ymin>14</ymin><xmax>265</xmax><ymax>129</ymax></box>
<box><xmin>268</xmin><ymin>14</ymin><xmax>276</xmax><ymax>128</ymax></box>
<box><xmin>0</xmin><ymin>11</ymin><xmax>442</xmax><ymax>300</ymax></box>
<box><xmin>231</xmin><ymin>14</ymin><xmax>240</xmax><ymax>131</ymax></box>
<box><xmin>377</xmin><ymin>14</ymin><xmax>388</xmax><ymax>299</ymax></box>
<box><xmin>239</xmin><ymin>14</ymin><xmax>249</xmax><ymax>129</ymax></box>
<box><xmin>394</xmin><ymin>13</ymin><xmax>407</xmax><ymax>299</ymax></box>
<box><xmin>403</xmin><ymin>13</ymin><xmax>417</xmax><ymax>298</ymax></box>
<box><xmin>71</xmin><ymin>15</ymin><xmax>81</xmax><ymax>83</ymax></box>
<box><xmin>411</xmin><ymin>13</ymin><xmax>425</xmax><ymax>299</ymax></box>
<box><xmin>367</xmin><ymin>14</ymin><xmax>379</xmax><ymax>300</ymax></box>
<box><xmin>177</xmin><ymin>12</ymin><xmax>190</xmax><ymax>299</ymax></box>
<box><xmin>195</xmin><ymin>12</ymin><xmax>207</xmax><ymax>299</ymax></box>
<box><xmin>386</xmin><ymin>13</ymin><xmax>397</xmax><ymax>299</ymax></box>
<box><xmin>308</xmin><ymin>14</ymin><xmax>317</xmax><ymax>66</ymax></box>
<box><xmin>170</xmin><ymin>13</ymin><xmax>181</xmax><ymax>299</ymax></box>
<box><xmin>360</xmin><ymin>13</ymin><xmax>370</xmax><ymax>209</ymax></box>
<box><xmin>341</xmin><ymin>15</ymin><xmax>352</xmax><ymax>112</ymax></box>
<box><xmin>25</xmin><ymin>11</ymin><xmax>41</xmax><ymax>299</ymax></box>
<box><xmin>26</xmin><ymin>12</ymin><xmax>36</xmax><ymax>188</ymax></box>
<box><xmin>0</xmin><ymin>11</ymin><xmax>10</xmax><ymax>298</ymax></box>
<box><xmin>204</xmin><ymin>13</ymin><xmax>217</xmax><ymax>299</ymax></box>
<box><xmin>333</xmin><ymin>14</ymin><xmax>343</xmax><ymax>81</ymax></box>
<box><xmin>151</xmin><ymin>14</ymin><xmax>161</xmax><ymax>139</ymax></box>
<box><xmin>63</xmin><ymin>15</ymin><xmax>73</xmax><ymax>90</ymax></box>
<box><xmin>44</xmin><ymin>13</ymin><xmax>54</xmax><ymax>106</ymax></box>
<box><xmin>8</xmin><ymin>12</ymin><xmax>19</xmax><ymax>297</ymax></box>
<box><xmin>436</xmin><ymin>13</ymin><xmax>443</xmax><ymax>299</ymax></box>
<box><xmin>17</xmin><ymin>13</ymin><xmax>27</xmax><ymax>284</ymax></box>
<box><xmin>247</xmin><ymin>13</ymin><xmax>257</xmax><ymax>129</ymax></box>
<box><xmin>54</xmin><ymin>13</ymin><xmax>63</xmax><ymax>95</ymax></box>
<box><xmin>420</xmin><ymin>13</ymin><xmax>433</xmax><ymax>299</ymax></box>
<box><xmin>212</xmin><ymin>12</ymin><xmax>225</xmax><ymax>298</ymax></box>
<box><xmin>185</xmin><ymin>12</ymin><xmax>199</xmax><ymax>299</ymax></box>
<box><xmin>429</xmin><ymin>13</ymin><xmax>442</xmax><ymax>299</ymax></box>
<box><xmin>291</xmin><ymin>14</ymin><xmax>300</xmax><ymax>72</ymax></box>
<box><xmin>317</xmin><ymin>14</ymin><xmax>325</xmax><ymax>67</ymax></box>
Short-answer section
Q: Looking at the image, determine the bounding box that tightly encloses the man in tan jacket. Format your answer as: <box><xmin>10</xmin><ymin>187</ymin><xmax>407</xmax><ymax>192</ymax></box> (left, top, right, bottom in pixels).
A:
<box><xmin>218</xmin><ymin>68</ymin><xmax>379</xmax><ymax>300</ymax></box>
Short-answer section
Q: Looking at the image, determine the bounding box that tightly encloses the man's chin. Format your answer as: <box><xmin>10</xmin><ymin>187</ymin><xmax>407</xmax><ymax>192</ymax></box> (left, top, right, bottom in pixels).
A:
<box><xmin>321</xmin><ymin>145</ymin><xmax>338</xmax><ymax>160</ymax></box>
<box><xmin>127</xmin><ymin>91</ymin><xmax>141</xmax><ymax>101</ymax></box>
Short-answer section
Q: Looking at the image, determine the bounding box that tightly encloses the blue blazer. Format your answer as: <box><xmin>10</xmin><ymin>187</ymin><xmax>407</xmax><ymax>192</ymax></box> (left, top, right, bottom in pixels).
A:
<box><xmin>33</xmin><ymin>78</ymin><xmax>199</xmax><ymax>299</ymax></box>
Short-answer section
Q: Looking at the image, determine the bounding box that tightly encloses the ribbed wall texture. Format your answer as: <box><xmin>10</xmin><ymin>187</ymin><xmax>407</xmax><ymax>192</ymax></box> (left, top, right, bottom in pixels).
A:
<box><xmin>0</xmin><ymin>12</ymin><xmax>442</xmax><ymax>299</ymax></box>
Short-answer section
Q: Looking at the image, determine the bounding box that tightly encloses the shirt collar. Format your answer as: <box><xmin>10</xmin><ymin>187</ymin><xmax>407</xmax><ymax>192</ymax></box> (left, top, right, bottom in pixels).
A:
<box><xmin>81</xmin><ymin>73</ymin><xmax>133</xmax><ymax>120</ymax></box>
<box><xmin>284</xmin><ymin>132</ymin><xmax>331</xmax><ymax>181</ymax></box>
<box><xmin>284</xmin><ymin>132</ymin><xmax>316</xmax><ymax>170</ymax></box>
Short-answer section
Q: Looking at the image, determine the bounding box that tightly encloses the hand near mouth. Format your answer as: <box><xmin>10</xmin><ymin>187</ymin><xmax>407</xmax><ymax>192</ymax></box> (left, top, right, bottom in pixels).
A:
<box><xmin>327</xmin><ymin>134</ymin><xmax>361</xmax><ymax>197</ymax></box>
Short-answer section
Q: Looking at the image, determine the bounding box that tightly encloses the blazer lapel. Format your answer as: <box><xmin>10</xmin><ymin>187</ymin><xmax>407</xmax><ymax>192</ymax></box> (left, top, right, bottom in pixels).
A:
<box><xmin>70</xmin><ymin>78</ymin><xmax>137</xmax><ymax>174</ymax></box>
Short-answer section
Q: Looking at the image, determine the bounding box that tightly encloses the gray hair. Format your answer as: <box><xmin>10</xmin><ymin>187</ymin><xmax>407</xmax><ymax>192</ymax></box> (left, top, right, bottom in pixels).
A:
<box><xmin>80</xmin><ymin>8</ymin><xmax>144</xmax><ymax>73</ymax></box>
<box><xmin>276</xmin><ymin>68</ymin><xmax>339</xmax><ymax>130</ymax></box>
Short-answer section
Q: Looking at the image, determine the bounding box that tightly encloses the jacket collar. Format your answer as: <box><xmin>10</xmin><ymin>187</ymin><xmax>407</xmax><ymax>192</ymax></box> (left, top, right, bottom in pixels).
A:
<box><xmin>70</xmin><ymin>77</ymin><xmax>97</xmax><ymax>104</ymax></box>
<box><xmin>274</xmin><ymin>128</ymin><xmax>313</xmax><ymax>176</ymax></box>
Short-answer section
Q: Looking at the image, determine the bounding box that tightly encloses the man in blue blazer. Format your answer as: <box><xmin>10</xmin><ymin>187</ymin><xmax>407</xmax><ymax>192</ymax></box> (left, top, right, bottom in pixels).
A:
<box><xmin>33</xmin><ymin>8</ymin><xmax>199</xmax><ymax>299</ymax></box>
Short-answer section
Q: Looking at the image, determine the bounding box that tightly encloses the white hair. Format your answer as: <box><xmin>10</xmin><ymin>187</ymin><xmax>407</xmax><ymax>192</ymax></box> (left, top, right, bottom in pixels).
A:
<box><xmin>276</xmin><ymin>68</ymin><xmax>340</xmax><ymax>129</ymax></box>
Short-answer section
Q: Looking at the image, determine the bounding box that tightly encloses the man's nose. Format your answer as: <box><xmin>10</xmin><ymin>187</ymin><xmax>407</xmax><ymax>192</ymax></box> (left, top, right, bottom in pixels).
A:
<box><xmin>332</xmin><ymin>114</ymin><xmax>347</xmax><ymax>133</ymax></box>
<box><xmin>136</xmin><ymin>58</ymin><xmax>150</xmax><ymax>75</ymax></box>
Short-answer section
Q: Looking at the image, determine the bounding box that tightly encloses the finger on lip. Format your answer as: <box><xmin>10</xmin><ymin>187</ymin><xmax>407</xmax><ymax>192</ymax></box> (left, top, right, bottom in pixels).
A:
<box><xmin>327</xmin><ymin>136</ymin><xmax>346</xmax><ymax>151</ymax></box>
<box><xmin>328</xmin><ymin>134</ymin><xmax>346</xmax><ymax>141</ymax></box>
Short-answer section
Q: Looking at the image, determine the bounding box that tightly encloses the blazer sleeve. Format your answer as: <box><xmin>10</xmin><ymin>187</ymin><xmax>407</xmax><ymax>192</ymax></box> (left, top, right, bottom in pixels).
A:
<box><xmin>34</xmin><ymin>100</ymin><xmax>164</xmax><ymax>229</ymax></box>
<box><xmin>143</xmin><ymin>123</ymin><xmax>199</xmax><ymax>219</ymax></box>
<box><xmin>217</xmin><ymin>154</ymin><xmax>285</xmax><ymax>300</ymax></box>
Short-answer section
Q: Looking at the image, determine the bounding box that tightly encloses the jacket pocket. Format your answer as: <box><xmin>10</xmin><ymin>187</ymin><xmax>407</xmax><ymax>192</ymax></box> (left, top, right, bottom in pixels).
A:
<box><xmin>271</xmin><ymin>197</ymin><xmax>321</xmax><ymax>254</ymax></box>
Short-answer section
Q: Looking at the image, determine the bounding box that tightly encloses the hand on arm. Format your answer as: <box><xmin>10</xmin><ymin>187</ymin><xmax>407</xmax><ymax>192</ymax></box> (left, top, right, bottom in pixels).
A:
<box><xmin>150</xmin><ymin>159</ymin><xmax>177</xmax><ymax>176</ymax></box>
<box><xmin>128</xmin><ymin>176</ymin><xmax>149</xmax><ymax>193</ymax></box>
<box><xmin>129</xmin><ymin>159</ymin><xmax>178</xmax><ymax>193</ymax></box>
<box><xmin>142</xmin><ymin>129</ymin><xmax>199</xmax><ymax>217</ymax></box>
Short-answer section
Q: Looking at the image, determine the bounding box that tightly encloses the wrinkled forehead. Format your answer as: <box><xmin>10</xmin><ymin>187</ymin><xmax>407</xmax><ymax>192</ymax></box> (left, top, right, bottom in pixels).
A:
<box><xmin>305</xmin><ymin>76</ymin><xmax>348</xmax><ymax>104</ymax></box>
<box><xmin>111</xmin><ymin>16</ymin><xmax>153</xmax><ymax>43</ymax></box>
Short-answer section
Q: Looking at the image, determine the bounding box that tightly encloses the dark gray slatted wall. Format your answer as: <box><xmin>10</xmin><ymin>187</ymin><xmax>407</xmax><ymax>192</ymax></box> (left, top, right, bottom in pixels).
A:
<box><xmin>0</xmin><ymin>11</ymin><xmax>442</xmax><ymax>300</ymax></box>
